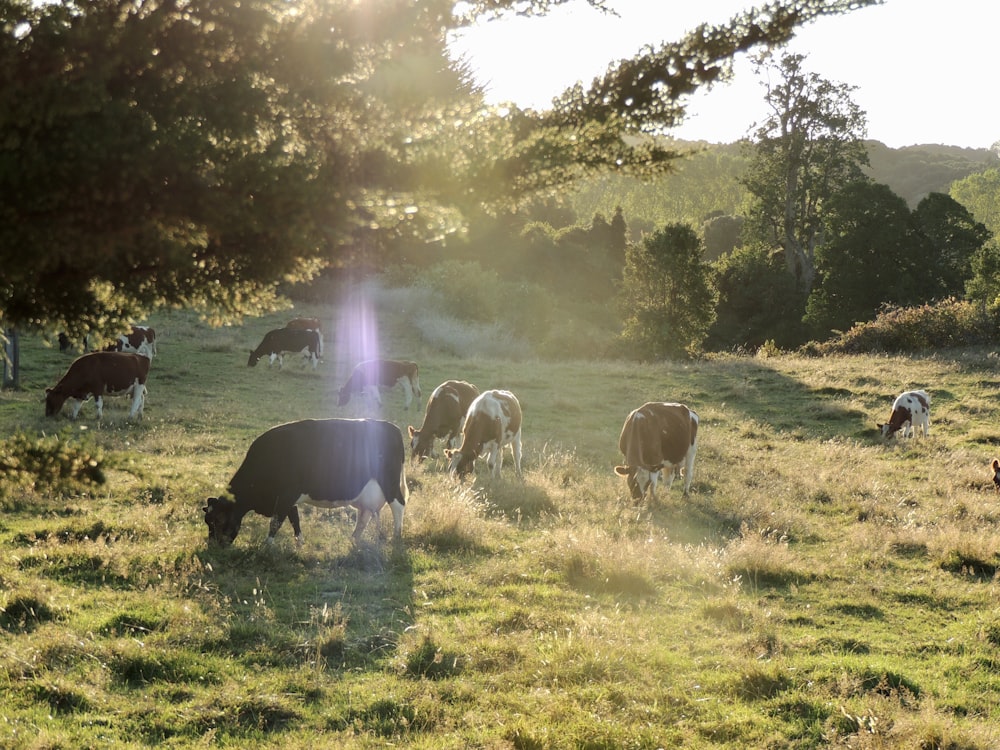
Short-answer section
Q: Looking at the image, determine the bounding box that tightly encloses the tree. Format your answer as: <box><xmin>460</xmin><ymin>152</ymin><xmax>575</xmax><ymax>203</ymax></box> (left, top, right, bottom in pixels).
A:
<box><xmin>619</xmin><ymin>223</ymin><xmax>716</xmax><ymax>359</ymax></box>
<box><xmin>951</xmin><ymin>168</ymin><xmax>1000</xmax><ymax>238</ymax></box>
<box><xmin>709</xmin><ymin>242</ymin><xmax>806</xmax><ymax>350</ymax></box>
<box><xmin>0</xmin><ymin>0</ymin><xmax>879</xmax><ymax>346</ymax></box>
<box><xmin>804</xmin><ymin>181</ymin><xmax>924</xmax><ymax>337</ymax></box>
<box><xmin>913</xmin><ymin>193</ymin><xmax>990</xmax><ymax>300</ymax></box>
<box><xmin>741</xmin><ymin>52</ymin><xmax>869</xmax><ymax>294</ymax></box>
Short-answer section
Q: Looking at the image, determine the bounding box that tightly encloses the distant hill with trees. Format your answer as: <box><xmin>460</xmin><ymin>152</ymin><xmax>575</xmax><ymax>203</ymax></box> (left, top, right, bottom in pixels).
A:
<box><xmin>569</xmin><ymin>139</ymin><xmax>999</xmax><ymax>237</ymax></box>
<box><xmin>864</xmin><ymin>141</ymin><xmax>1000</xmax><ymax>206</ymax></box>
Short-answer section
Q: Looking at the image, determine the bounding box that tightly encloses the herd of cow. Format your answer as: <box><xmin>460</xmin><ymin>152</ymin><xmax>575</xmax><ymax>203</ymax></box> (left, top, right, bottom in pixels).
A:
<box><xmin>41</xmin><ymin>319</ymin><xmax>939</xmax><ymax>549</ymax></box>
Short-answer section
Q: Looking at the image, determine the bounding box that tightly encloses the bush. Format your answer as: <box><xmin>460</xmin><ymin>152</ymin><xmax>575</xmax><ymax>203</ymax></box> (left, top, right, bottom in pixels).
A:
<box><xmin>807</xmin><ymin>298</ymin><xmax>999</xmax><ymax>355</ymax></box>
<box><xmin>0</xmin><ymin>431</ymin><xmax>107</xmax><ymax>497</ymax></box>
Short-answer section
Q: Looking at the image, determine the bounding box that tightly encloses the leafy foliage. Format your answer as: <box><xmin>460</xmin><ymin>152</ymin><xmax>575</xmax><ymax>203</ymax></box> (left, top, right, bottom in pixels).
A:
<box><xmin>0</xmin><ymin>430</ymin><xmax>106</xmax><ymax>498</ymax></box>
<box><xmin>741</xmin><ymin>52</ymin><xmax>869</xmax><ymax>292</ymax></box>
<box><xmin>807</xmin><ymin>298</ymin><xmax>998</xmax><ymax>354</ymax></box>
<box><xmin>618</xmin><ymin>222</ymin><xmax>716</xmax><ymax>358</ymax></box>
<box><xmin>0</xmin><ymin>0</ymin><xmax>881</xmax><ymax>342</ymax></box>
<box><xmin>709</xmin><ymin>242</ymin><xmax>807</xmax><ymax>350</ymax></box>
<box><xmin>805</xmin><ymin>184</ymin><xmax>989</xmax><ymax>338</ymax></box>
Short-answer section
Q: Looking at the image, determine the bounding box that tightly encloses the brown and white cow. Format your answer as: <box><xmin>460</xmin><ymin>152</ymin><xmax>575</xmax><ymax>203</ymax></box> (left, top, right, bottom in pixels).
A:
<box><xmin>45</xmin><ymin>351</ymin><xmax>150</xmax><ymax>420</ymax></box>
<box><xmin>104</xmin><ymin>324</ymin><xmax>156</xmax><ymax>358</ymax></box>
<box><xmin>248</xmin><ymin>328</ymin><xmax>321</xmax><ymax>369</ymax></box>
<box><xmin>408</xmin><ymin>380</ymin><xmax>480</xmax><ymax>462</ymax></box>
<box><xmin>338</xmin><ymin>359</ymin><xmax>422</xmax><ymax>410</ymax></box>
<box><xmin>204</xmin><ymin>418</ymin><xmax>408</xmax><ymax>546</ymax></box>
<box><xmin>878</xmin><ymin>389</ymin><xmax>930</xmax><ymax>440</ymax></box>
<box><xmin>614</xmin><ymin>402</ymin><xmax>698</xmax><ymax>501</ymax></box>
<box><xmin>445</xmin><ymin>389</ymin><xmax>522</xmax><ymax>478</ymax></box>
<box><xmin>285</xmin><ymin>317</ymin><xmax>323</xmax><ymax>356</ymax></box>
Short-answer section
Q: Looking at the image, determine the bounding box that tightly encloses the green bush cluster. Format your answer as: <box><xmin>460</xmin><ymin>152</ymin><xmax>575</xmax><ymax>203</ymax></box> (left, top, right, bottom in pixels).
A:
<box><xmin>809</xmin><ymin>298</ymin><xmax>999</xmax><ymax>354</ymax></box>
<box><xmin>0</xmin><ymin>431</ymin><xmax>106</xmax><ymax>497</ymax></box>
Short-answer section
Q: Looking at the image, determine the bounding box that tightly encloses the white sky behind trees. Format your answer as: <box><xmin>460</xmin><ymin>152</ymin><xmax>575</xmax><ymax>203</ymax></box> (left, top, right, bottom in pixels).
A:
<box><xmin>449</xmin><ymin>0</ymin><xmax>999</xmax><ymax>150</ymax></box>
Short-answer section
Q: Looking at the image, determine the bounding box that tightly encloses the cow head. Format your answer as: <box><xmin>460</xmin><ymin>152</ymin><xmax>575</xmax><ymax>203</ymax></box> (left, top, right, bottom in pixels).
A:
<box><xmin>203</xmin><ymin>497</ymin><xmax>244</xmax><ymax>546</ymax></box>
<box><xmin>247</xmin><ymin>350</ymin><xmax>261</xmax><ymax>367</ymax></box>
<box><xmin>444</xmin><ymin>447</ymin><xmax>476</xmax><ymax>478</ymax></box>
<box><xmin>877</xmin><ymin>421</ymin><xmax>902</xmax><ymax>440</ymax></box>
<box><xmin>407</xmin><ymin>425</ymin><xmax>433</xmax><ymax>462</ymax></box>
<box><xmin>337</xmin><ymin>386</ymin><xmax>351</xmax><ymax>406</ymax></box>
<box><xmin>614</xmin><ymin>464</ymin><xmax>658</xmax><ymax>501</ymax></box>
<box><xmin>44</xmin><ymin>387</ymin><xmax>66</xmax><ymax>417</ymax></box>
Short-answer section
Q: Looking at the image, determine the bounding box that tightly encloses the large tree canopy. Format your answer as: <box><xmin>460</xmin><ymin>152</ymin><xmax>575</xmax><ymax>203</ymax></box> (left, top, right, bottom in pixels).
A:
<box><xmin>0</xmin><ymin>0</ymin><xmax>880</xmax><ymax>341</ymax></box>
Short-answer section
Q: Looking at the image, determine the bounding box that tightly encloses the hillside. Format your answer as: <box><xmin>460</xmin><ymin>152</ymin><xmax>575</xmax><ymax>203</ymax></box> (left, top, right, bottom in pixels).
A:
<box><xmin>3</xmin><ymin>283</ymin><xmax>1000</xmax><ymax>747</ymax></box>
<box><xmin>864</xmin><ymin>140</ymin><xmax>999</xmax><ymax>206</ymax></box>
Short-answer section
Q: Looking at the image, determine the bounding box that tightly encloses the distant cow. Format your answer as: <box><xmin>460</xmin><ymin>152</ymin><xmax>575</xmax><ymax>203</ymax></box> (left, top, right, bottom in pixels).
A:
<box><xmin>338</xmin><ymin>359</ymin><xmax>422</xmax><ymax>410</ymax></box>
<box><xmin>445</xmin><ymin>389</ymin><xmax>522</xmax><ymax>478</ymax></box>
<box><xmin>408</xmin><ymin>380</ymin><xmax>480</xmax><ymax>462</ymax></box>
<box><xmin>615</xmin><ymin>402</ymin><xmax>699</xmax><ymax>501</ymax></box>
<box><xmin>247</xmin><ymin>328</ymin><xmax>321</xmax><ymax>369</ymax></box>
<box><xmin>878</xmin><ymin>389</ymin><xmax>930</xmax><ymax>440</ymax></box>
<box><xmin>102</xmin><ymin>325</ymin><xmax>156</xmax><ymax>358</ymax></box>
<box><xmin>203</xmin><ymin>418</ymin><xmax>408</xmax><ymax>546</ymax></box>
<box><xmin>992</xmin><ymin>459</ymin><xmax>1000</xmax><ymax>492</ymax></box>
<box><xmin>45</xmin><ymin>351</ymin><xmax>150</xmax><ymax>420</ymax></box>
<box><xmin>285</xmin><ymin>317</ymin><xmax>323</xmax><ymax>355</ymax></box>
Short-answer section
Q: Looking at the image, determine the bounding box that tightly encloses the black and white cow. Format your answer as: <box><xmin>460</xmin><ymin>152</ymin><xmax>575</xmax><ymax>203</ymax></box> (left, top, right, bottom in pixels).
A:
<box><xmin>614</xmin><ymin>402</ymin><xmax>698</xmax><ymax>501</ymax></box>
<box><xmin>247</xmin><ymin>328</ymin><xmax>321</xmax><ymax>369</ymax></box>
<box><xmin>285</xmin><ymin>317</ymin><xmax>323</xmax><ymax>356</ymax></box>
<box><xmin>102</xmin><ymin>324</ymin><xmax>157</xmax><ymax>358</ymax></box>
<box><xmin>878</xmin><ymin>389</ymin><xmax>930</xmax><ymax>440</ymax></box>
<box><xmin>45</xmin><ymin>351</ymin><xmax>150</xmax><ymax>420</ymax></box>
<box><xmin>408</xmin><ymin>380</ymin><xmax>480</xmax><ymax>462</ymax></box>
<box><xmin>445</xmin><ymin>389</ymin><xmax>522</xmax><ymax>478</ymax></box>
<box><xmin>338</xmin><ymin>359</ymin><xmax>421</xmax><ymax>410</ymax></box>
<box><xmin>203</xmin><ymin>418</ymin><xmax>408</xmax><ymax>546</ymax></box>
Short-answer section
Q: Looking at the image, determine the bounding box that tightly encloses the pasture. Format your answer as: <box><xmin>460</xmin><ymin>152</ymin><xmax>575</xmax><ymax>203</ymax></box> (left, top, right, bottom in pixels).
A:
<box><xmin>4</xmin><ymin>288</ymin><xmax>1000</xmax><ymax>748</ymax></box>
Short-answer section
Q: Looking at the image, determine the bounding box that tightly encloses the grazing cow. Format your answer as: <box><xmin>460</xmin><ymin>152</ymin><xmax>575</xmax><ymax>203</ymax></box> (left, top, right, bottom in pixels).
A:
<box><xmin>445</xmin><ymin>389</ymin><xmax>522</xmax><ymax>478</ymax></box>
<box><xmin>285</xmin><ymin>317</ymin><xmax>323</xmax><ymax>355</ymax></box>
<box><xmin>614</xmin><ymin>402</ymin><xmax>699</xmax><ymax>501</ymax></box>
<box><xmin>992</xmin><ymin>459</ymin><xmax>1000</xmax><ymax>492</ymax></box>
<box><xmin>247</xmin><ymin>327</ymin><xmax>321</xmax><ymax>369</ymax></box>
<box><xmin>338</xmin><ymin>359</ymin><xmax>422</xmax><ymax>410</ymax></box>
<box><xmin>408</xmin><ymin>380</ymin><xmax>480</xmax><ymax>462</ymax></box>
<box><xmin>878</xmin><ymin>390</ymin><xmax>930</xmax><ymax>440</ymax></box>
<box><xmin>45</xmin><ymin>351</ymin><xmax>150</xmax><ymax>420</ymax></box>
<box><xmin>105</xmin><ymin>325</ymin><xmax>156</xmax><ymax>359</ymax></box>
<box><xmin>203</xmin><ymin>418</ymin><xmax>408</xmax><ymax>546</ymax></box>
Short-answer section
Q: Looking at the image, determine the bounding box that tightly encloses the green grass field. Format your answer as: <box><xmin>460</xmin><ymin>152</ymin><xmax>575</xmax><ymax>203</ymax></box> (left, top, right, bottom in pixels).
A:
<box><xmin>4</xmin><ymin>287</ymin><xmax>1000</xmax><ymax>748</ymax></box>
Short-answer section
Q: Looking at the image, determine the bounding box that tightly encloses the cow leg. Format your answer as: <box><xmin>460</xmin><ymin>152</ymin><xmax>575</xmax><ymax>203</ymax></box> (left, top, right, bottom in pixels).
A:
<box><xmin>683</xmin><ymin>450</ymin><xmax>697</xmax><ymax>496</ymax></box>
<box><xmin>511</xmin><ymin>433</ymin><xmax>523</xmax><ymax>477</ymax></box>
<box><xmin>128</xmin><ymin>379</ymin><xmax>145</xmax><ymax>420</ymax></box>
<box><xmin>388</xmin><ymin>499</ymin><xmax>404</xmax><ymax>538</ymax></box>
<box><xmin>287</xmin><ymin>505</ymin><xmax>304</xmax><ymax>544</ymax></box>
<box><xmin>94</xmin><ymin>396</ymin><xmax>104</xmax><ymax>420</ymax></box>
<box><xmin>399</xmin><ymin>377</ymin><xmax>413</xmax><ymax>409</ymax></box>
<box><xmin>352</xmin><ymin>507</ymin><xmax>374</xmax><ymax>541</ymax></box>
<box><xmin>69</xmin><ymin>398</ymin><xmax>85</xmax><ymax>420</ymax></box>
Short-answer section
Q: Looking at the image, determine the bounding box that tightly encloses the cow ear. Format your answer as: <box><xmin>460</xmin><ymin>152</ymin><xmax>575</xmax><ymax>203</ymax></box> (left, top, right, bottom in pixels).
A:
<box><xmin>613</xmin><ymin>465</ymin><xmax>630</xmax><ymax>477</ymax></box>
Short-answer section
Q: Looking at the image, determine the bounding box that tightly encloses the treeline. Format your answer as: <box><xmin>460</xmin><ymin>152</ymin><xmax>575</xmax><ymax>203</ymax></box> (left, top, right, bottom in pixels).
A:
<box><xmin>357</xmin><ymin>140</ymin><xmax>1000</xmax><ymax>359</ymax></box>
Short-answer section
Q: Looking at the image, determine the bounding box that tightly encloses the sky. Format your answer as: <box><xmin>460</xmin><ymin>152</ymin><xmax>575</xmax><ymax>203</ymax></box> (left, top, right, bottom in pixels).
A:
<box><xmin>448</xmin><ymin>0</ymin><xmax>999</xmax><ymax>150</ymax></box>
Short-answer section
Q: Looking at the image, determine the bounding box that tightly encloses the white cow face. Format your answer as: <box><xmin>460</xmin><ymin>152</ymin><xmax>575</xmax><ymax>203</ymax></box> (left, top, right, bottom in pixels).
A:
<box><xmin>614</xmin><ymin>465</ymin><xmax>658</xmax><ymax>501</ymax></box>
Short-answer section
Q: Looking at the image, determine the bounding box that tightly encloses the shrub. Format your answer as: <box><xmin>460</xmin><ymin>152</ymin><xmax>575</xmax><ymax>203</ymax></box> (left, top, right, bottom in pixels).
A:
<box><xmin>808</xmin><ymin>298</ymin><xmax>999</xmax><ymax>355</ymax></box>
